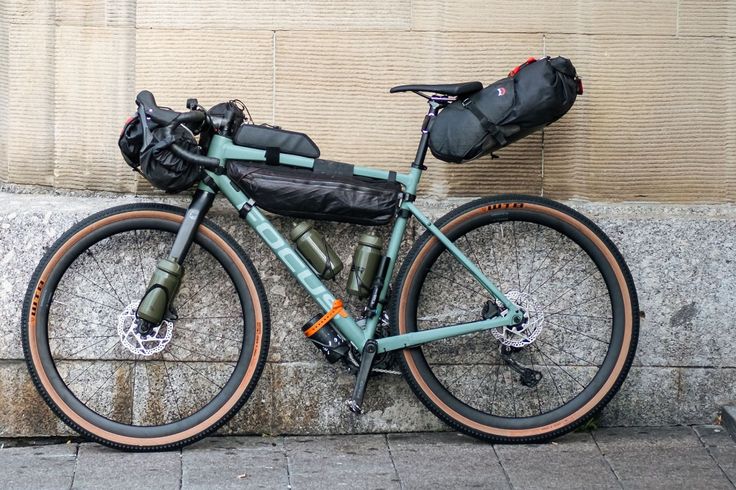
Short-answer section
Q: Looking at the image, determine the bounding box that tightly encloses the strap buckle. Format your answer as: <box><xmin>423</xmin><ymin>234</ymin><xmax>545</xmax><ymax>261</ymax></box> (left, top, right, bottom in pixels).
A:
<box><xmin>303</xmin><ymin>299</ymin><xmax>349</xmax><ymax>337</ymax></box>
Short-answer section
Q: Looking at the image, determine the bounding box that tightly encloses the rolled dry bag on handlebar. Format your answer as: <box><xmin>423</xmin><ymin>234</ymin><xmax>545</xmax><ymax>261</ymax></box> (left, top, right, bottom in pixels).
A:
<box><xmin>429</xmin><ymin>56</ymin><xmax>581</xmax><ymax>163</ymax></box>
<box><xmin>118</xmin><ymin>108</ymin><xmax>203</xmax><ymax>193</ymax></box>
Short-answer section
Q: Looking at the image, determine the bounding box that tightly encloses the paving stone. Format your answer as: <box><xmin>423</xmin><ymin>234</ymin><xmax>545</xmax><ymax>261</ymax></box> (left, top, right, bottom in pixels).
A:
<box><xmin>694</xmin><ymin>425</ymin><xmax>736</xmax><ymax>486</ymax></box>
<box><xmin>0</xmin><ymin>443</ymin><xmax>77</xmax><ymax>490</ymax></box>
<box><xmin>388</xmin><ymin>432</ymin><xmax>510</xmax><ymax>489</ymax></box>
<box><xmin>495</xmin><ymin>432</ymin><xmax>619</xmax><ymax>489</ymax></box>
<box><xmin>182</xmin><ymin>436</ymin><xmax>288</xmax><ymax>489</ymax></box>
<box><xmin>593</xmin><ymin>427</ymin><xmax>732</xmax><ymax>490</ymax></box>
<box><xmin>285</xmin><ymin>434</ymin><xmax>400</xmax><ymax>489</ymax></box>
<box><xmin>73</xmin><ymin>443</ymin><xmax>181</xmax><ymax>490</ymax></box>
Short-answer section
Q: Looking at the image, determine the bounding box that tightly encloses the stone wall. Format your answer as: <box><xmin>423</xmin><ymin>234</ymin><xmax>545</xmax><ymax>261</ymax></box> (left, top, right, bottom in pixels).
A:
<box><xmin>1</xmin><ymin>190</ymin><xmax>735</xmax><ymax>437</ymax></box>
<box><xmin>0</xmin><ymin>1</ymin><xmax>735</xmax><ymax>201</ymax></box>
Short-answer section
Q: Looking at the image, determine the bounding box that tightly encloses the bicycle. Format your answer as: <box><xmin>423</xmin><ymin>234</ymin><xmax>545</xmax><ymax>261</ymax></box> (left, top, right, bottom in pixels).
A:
<box><xmin>21</xmin><ymin>84</ymin><xmax>638</xmax><ymax>451</ymax></box>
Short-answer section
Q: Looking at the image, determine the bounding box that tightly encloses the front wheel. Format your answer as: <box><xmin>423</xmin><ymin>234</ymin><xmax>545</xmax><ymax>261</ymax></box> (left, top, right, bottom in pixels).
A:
<box><xmin>391</xmin><ymin>195</ymin><xmax>638</xmax><ymax>443</ymax></box>
<box><xmin>21</xmin><ymin>203</ymin><xmax>270</xmax><ymax>451</ymax></box>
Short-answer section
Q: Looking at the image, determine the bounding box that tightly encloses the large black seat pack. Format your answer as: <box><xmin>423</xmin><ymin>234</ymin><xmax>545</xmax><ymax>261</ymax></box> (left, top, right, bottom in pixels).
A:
<box><xmin>429</xmin><ymin>56</ymin><xmax>582</xmax><ymax>163</ymax></box>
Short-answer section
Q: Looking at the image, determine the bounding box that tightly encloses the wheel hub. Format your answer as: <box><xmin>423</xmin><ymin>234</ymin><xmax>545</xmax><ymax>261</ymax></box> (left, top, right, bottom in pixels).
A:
<box><xmin>117</xmin><ymin>302</ymin><xmax>173</xmax><ymax>356</ymax></box>
<box><xmin>492</xmin><ymin>290</ymin><xmax>544</xmax><ymax>348</ymax></box>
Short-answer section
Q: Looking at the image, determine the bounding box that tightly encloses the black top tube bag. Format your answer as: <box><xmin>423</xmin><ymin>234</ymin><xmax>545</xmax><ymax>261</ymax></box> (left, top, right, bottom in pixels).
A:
<box><xmin>429</xmin><ymin>56</ymin><xmax>582</xmax><ymax>163</ymax></box>
<box><xmin>227</xmin><ymin>160</ymin><xmax>401</xmax><ymax>225</ymax></box>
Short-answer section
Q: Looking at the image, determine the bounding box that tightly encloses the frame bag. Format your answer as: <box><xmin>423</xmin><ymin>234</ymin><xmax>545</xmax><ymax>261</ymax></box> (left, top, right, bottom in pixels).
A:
<box><xmin>118</xmin><ymin>110</ymin><xmax>203</xmax><ymax>193</ymax></box>
<box><xmin>227</xmin><ymin>160</ymin><xmax>401</xmax><ymax>225</ymax></box>
<box><xmin>429</xmin><ymin>56</ymin><xmax>582</xmax><ymax>163</ymax></box>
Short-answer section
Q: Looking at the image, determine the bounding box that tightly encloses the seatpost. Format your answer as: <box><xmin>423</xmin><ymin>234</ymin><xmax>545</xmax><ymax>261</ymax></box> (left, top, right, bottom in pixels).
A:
<box><xmin>412</xmin><ymin>99</ymin><xmax>443</xmax><ymax>170</ymax></box>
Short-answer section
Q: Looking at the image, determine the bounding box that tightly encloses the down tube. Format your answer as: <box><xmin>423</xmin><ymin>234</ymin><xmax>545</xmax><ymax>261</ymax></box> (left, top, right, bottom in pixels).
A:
<box><xmin>242</xmin><ymin>207</ymin><xmax>368</xmax><ymax>350</ymax></box>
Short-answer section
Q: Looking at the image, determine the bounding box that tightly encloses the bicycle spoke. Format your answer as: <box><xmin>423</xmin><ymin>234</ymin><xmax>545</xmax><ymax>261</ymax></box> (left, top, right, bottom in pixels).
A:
<box><xmin>162</xmin><ymin>359</ymin><xmax>185</xmax><ymax>422</ymax></box>
<box><xmin>521</xmin><ymin>223</ymin><xmax>542</xmax><ymax>293</ymax></box>
<box><xmin>426</xmin><ymin>269</ymin><xmax>487</xmax><ymax>299</ymax></box>
<box><xmin>83</xmin><ymin>249</ymin><xmax>130</xmax><ymax>307</ymax></box>
<box><xmin>82</xmin><ymin>360</ymin><xmax>127</xmax><ymax>405</ymax></box>
<box><xmin>165</xmin><ymin>351</ymin><xmax>226</xmax><ymax>390</ymax></box>
<box><xmin>53</xmin><ymin>288</ymin><xmax>120</xmax><ymax>312</ymax></box>
<box><xmin>546</xmin><ymin>319</ymin><xmax>610</xmax><ymax>344</ymax></box>
<box><xmin>511</xmin><ymin>221</ymin><xmax>522</xmax><ymax>291</ymax></box>
<box><xmin>175</xmin><ymin>324</ymin><xmax>243</xmax><ymax>346</ymax></box>
<box><xmin>65</xmin><ymin>340</ymin><xmax>122</xmax><ymax>385</ymax></box>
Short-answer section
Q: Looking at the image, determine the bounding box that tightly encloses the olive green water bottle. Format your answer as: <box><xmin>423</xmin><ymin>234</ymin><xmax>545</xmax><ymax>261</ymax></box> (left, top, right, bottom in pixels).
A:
<box><xmin>289</xmin><ymin>221</ymin><xmax>343</xmax><ymax>280</ymax></box>
<box><xmin>346</xmin><ymin>232</ymin><xmax>383</xmax><ymax>298</ymax></box>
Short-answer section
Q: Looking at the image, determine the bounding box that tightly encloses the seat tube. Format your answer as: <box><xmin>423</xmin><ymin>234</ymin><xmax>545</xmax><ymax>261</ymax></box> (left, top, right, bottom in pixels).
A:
<box><xmin>411</xmin><ymin>99</ymin><xmax>442</xmax><ymax>173</ymax></box>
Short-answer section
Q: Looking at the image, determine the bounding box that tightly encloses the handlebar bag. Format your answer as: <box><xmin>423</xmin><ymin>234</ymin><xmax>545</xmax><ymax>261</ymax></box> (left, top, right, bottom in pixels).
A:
<box><xmin>227</xmin><ymin>160</ymin><xmax>401</xmax><ymax>225</ymax></box>
<box><xmin>429</xmin><ymin>56</ymin><xmax>581</xmax><ymax>163</ymax></box>
<box><xmin>118</xmin><ymin>111</ymin><xmax>202</xmax><ymax>193</ymax></box>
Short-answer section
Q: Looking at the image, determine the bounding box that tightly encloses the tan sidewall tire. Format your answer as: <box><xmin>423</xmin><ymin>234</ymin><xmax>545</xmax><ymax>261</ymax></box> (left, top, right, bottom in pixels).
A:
<box><xmin>393</xmin><ymin>196</ymin><xmax>637</xmax><ymax>441</ymax></box>
<box><xmin>22</xmin><ymin>205</ymin><xmax>269</xmax><ymax>450</ymax></box>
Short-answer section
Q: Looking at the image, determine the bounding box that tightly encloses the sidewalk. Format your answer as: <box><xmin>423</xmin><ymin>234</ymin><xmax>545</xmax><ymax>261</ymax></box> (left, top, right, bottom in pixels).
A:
<box><xmin>2</xmin><ymin>426</ymin><xmax>735</xmax><ymax>489</ymax></box>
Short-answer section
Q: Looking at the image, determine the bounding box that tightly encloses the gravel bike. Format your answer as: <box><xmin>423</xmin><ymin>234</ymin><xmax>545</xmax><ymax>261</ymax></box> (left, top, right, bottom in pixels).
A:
<box><xmin>22</xmin><ymin>85</ymin><xmax>638</xmax><ymax>451</ymax></box>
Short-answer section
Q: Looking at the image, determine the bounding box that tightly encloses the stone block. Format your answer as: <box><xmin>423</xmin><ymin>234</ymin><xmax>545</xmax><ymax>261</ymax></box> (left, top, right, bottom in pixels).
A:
<box><xmin>694</xmin><ymin>424</ymin><xmax>736</xmax><ymax>483</ymax></box>
<box><xmin>6</xmin><ymin>23</ymin><xmax>55</xmax><ymax>187</ymax></box>
<box><xmin>0</xmin><ymin>13</ymin><xmax>7</xmax><ymax>182</ymax></box>
<box><xmin>135</xmin><ymin>29</ymin><xmax>274</xmax><ymax>123</ymax></box>
<box><xmin>0</xmin><ymin>361</ymin><xmax>73</xmax><ymax>437</ymax></box>
<box><xmin>388</xmin><ymin>432</ymin><xmax>510</xmax><ymax>489</ymax></box>
<box><xmin>678</xmin><ymin>368</ymin><xmax>736</xmax><ymax>425</ymax></box>
<box><xmin>136</xmin><ymin>0</ymin><xmax>411</xmax><ymax>30</ymax></box>
<box><xmin>679</xmin><ymin>1</ymin><xmax>736</xmax><ymax>37</ymax></box>
<box><xmin>543</xmin><ymin>35</ymin><xmax>736</xmax><ymax>202</ymax></box>
<box><xmin>593</xmin><ymin>426</ymin><xmax>732</xmax><ymax>489</ymax></box>
<box><xmin>74</xmin><ymin>443</ymin><xmax>181</xmax><ymax>489</ymax></box>
<box><xmin>412</xmin><ymin>0</ymin><xmax>677</xmax><ymax>35</ymax></box>
<box><xmin>182</xmin><ymin>436</ymin><xmax>288</xmax><ymax>488</ymax></box>
<box><xmin>496</xmin><ymin>432</ymin><xmax>619</xmax><ymax>489</ymax></box>
<box><xmin>584</xmin><ymin>203</ymin><xmax>736</xmax><ymax>368</ymax></box>
<box><xmin>4</xmin><ymin>0</ymin><xmax>54</xmax><ymax>24</ymax></box>
<box><xmin>0</xmin><ymin>441</ymin><xmax>77</xmax><ymax>489</ymax></box>
<box><xmin>598</xmin><ymin>367</ymin><xmax>680</xmax><ymax>426</ymax></box>
<box><xmin>285</xmin><ymin>434</ymin><xmax>400</xmax><ymax>489</ymax></box>
<box><xmin>54</xmin><ymin>26</ymin><xmax>137</xmax><ymax>192</ymax></box>
<box><xmin>274</xmin><ymin>31</ymin><xmax>543</xmax><ymax>196</ymax></box>
<box><xmin>270</xmin><ymin>362</ymin><xmax>443</xmax><ymax>435</ymax></box>
<box><xmin>55</xmin><ymin>0</ymin><xmax>135</xmax><ymax>27</ymax></box>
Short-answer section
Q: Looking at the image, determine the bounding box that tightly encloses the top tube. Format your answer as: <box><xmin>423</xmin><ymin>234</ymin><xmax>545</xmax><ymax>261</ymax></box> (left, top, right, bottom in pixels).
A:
<box><xmin>205</xmin><ymin>134</ymin><xmax>422</xmax><ymax>194</ymax></box>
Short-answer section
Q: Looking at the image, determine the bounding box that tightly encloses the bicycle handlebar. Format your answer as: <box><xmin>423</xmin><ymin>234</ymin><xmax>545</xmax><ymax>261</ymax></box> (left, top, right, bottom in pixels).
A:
<box><xmin>136</xmin><ymin>90</ymin><xmax>205</xmax><ymax>126</ymax></box>
<box><xmin>169</xmin><ymin>143</ymin><xmax>221</xmax><ymax>170</ymax></box>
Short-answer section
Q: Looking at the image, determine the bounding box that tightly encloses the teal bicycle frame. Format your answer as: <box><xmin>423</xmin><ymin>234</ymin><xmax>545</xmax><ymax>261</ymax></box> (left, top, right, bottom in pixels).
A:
<box><xmin>194</xmin><ymin>113</ymin><xmax>524</xmax><ymax>355</ymax></box>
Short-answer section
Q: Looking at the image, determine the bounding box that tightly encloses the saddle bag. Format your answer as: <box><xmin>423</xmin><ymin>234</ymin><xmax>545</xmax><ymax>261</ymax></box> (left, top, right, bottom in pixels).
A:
<box><xmin>429</xmin><ymin>56</ymin><xmax>582</xmax><ymax>163</ymax></box>
<box><xmin>227</xmin><ymin>160</ymin><xmax>401</xmax><ymax>225</ymax></box>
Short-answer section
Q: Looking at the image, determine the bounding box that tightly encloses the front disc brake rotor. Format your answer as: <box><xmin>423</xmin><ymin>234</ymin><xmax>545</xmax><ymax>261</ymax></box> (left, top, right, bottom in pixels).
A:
<box><xmin>117</xmin><ymin>302</ymin><xmax>173</xmax><ymax>356</ymax></box>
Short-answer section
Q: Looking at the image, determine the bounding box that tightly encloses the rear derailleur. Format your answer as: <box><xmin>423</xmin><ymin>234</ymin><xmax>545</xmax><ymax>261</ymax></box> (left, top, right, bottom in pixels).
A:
<box><xmin>500</xmin><ymin>345</ymin><xmax>543</xmax><ymax>388</ymax></box>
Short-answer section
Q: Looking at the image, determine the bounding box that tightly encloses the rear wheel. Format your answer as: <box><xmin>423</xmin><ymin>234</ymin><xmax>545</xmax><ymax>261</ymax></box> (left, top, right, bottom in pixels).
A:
<box><xmin>21</xmin><ymin>203</ymin><xmax>270</xmax><ymax>451</ymax></box>
<box><xmin>391</xmin><ymin>195</ymin><xmax>638</xmax><ymax>442</ymax></box>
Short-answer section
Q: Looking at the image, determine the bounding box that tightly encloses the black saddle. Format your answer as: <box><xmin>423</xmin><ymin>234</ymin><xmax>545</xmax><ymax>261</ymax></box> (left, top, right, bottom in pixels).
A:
<box><xmin>389</xmin><ymin>82</ymin><xmax>483</xmax><ymax>96</ymax></box>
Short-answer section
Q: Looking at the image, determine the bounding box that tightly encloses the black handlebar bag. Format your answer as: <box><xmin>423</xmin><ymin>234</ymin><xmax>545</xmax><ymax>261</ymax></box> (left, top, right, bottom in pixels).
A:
<box><xmin>118</xmin><ymin>108</ymin><xmax>203</xmax><ymax>192</ymax></box>
<box><xmin>429</xmin><ymin>56</ymin><xmax>581</xmax><ymax>163</ymax></box>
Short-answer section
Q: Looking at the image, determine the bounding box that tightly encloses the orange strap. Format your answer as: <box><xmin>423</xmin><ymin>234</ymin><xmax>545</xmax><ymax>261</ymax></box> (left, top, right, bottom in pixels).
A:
<box><xmin>303</xmin><ymin>299</ymin><xmax>348</xmax><ymax>337</ymax></box>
